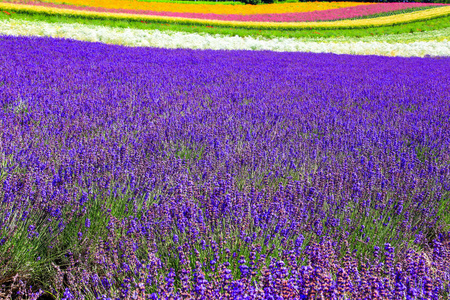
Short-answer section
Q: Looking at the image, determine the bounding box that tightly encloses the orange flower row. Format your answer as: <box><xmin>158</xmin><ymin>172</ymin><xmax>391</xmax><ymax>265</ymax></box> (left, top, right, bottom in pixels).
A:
<box><xmin>15</xmin><ymin>0</ymin><xmax>373</xmax><ymax>15</ymax></box>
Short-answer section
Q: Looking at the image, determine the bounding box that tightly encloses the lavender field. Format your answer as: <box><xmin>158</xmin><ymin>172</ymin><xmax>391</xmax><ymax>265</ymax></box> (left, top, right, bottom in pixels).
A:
<box><xmin>0</xmin><ymin>36</ymin><xmax>450</xmax><ymax>299</ymax></box>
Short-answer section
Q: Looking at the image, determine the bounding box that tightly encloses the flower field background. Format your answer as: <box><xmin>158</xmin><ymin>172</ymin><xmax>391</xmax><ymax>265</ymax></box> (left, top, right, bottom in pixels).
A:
<box><xmin>0</xmin><ymin>0</ymin><xmax>450</xmax><ymax>299</ymax></box>
<box><xmin>0</xmin><ymin>0</ymin><xmax>449</xmax><ymax>56</ymax></box>
<box><xmin>0</xmin><ymin>2</ymin><xmax>445</xmax><ymax>22</ymax></box>
<box><xmin>3</xmin><ymin>0</ymin><xmax>372</xmax><ymax>14</ymax></box>
<box><xmin>1</xmin><ymin>1</ymin><xmax>450</xmax><ymax>28</ymax></box>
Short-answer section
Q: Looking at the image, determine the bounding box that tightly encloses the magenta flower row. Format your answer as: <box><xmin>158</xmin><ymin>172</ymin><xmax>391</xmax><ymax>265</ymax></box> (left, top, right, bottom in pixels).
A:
<box><xmin>134</xmin><ymin>2</ymin><xmax>444</xmax><ymax>23</ymax></box>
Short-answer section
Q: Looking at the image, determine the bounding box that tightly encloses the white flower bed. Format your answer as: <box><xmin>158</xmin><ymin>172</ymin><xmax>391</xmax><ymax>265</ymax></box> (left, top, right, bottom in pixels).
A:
<box><xmin>0</xmin><ymin>19</ymin><xmax>449</xmax><ymax>57</ymax></box>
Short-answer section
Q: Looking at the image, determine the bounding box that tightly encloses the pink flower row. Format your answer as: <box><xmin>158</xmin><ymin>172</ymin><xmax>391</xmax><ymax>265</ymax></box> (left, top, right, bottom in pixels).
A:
<box><xmin>13</xmin><ymin>1</ymin><xmax>447</xmax><ymax>23</ymax></box>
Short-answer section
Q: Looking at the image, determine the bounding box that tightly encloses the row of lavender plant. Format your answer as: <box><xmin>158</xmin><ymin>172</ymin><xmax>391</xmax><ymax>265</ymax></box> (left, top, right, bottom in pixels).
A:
<box><xmin>0</xmin><ymin>36</ymin><xmax>449</xmax><ymax>299</ymax></box>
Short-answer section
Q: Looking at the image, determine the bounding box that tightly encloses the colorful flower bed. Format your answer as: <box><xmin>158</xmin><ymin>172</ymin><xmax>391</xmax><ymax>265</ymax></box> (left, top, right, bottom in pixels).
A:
<box><xmin>5</xmin><ymin>0</ymin><xmax>371</xmax><ymax>15</ymax></box>
<box><xmin>0</xmin><ymin>35</ymin><xmax>449</xmax><ymax>299</ymax></box>
<box><xmin>1</xmin><ymin>2</ymin><xmax>450</xmax><ymax>29</ymax></box>
<box><xmin>7</xmin><ymin>1</ymin><xmax>444</xmax><ymax>22</ymax></box>
<box><xmin>1</xmin><ymin>18</ymin><xmax>449</xmax><ymax>56</ymax></box>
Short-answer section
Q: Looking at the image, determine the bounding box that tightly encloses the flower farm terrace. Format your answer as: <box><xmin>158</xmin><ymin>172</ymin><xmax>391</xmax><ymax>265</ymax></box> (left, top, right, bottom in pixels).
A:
<box><xmin>1</xmin><ymin>1</ymin><xmax>446</xmax><ymax>22</ymax></box>
<box><xmin>0</xmin><ymin>0</ymin><xmax>450</xmax><ymax>299</ymax></box>
<box><xmin>0</xmin><ymin>1</ymin><xmax>373</xmax><ymax>15</ymax></box>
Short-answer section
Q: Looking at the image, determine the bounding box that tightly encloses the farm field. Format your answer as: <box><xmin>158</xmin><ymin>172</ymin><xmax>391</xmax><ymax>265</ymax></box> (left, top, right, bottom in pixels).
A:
<box><xmin>0</xmin><ymin>0</ymin><xmax>449</xmax><ymax>299</ymax></box>
<box><xmin>1</xmin><ymin>1</ymin><xmax>450</xmax><ymax>55</ymax></box>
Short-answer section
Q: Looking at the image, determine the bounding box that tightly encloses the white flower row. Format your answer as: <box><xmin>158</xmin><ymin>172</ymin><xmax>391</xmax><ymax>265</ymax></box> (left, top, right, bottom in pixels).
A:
<box><xmin>0</xmin><ymin>18</ymin><xmax>449</xmax><ymax>57</ymax></box>
<box><xmin>310</xmin><ymin>27</ymin><xmax>450</xmax><ymax>43</ymax></box>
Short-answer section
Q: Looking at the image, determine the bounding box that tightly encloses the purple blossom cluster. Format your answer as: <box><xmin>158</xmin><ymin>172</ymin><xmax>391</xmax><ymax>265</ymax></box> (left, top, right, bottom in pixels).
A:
<box><xmin>0</xmin><ymin>36</ymin><xmax>449</xmax><ymax>299</ymax></box>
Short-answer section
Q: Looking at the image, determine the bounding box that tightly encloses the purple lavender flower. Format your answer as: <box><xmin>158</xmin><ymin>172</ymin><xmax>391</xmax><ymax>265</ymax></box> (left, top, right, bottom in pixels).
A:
<box><xmin>1</xmin><ymin>35</ymin><xmax>449</xmax><ymax>299</ymax></box>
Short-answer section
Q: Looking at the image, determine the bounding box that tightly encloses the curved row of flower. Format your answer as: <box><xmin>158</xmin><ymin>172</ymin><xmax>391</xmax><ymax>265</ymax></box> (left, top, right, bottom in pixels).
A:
<box><xmin>1</xmin><ymin>18</ymin><xmax>449</xmax><ymax>56</ymax></box>
<box><xmin>2</xmin><ymin>2</ymin><xmax>450</xmax><ymax>29</ymax></box>
<box><xmin>8</xmin><ymin>1</ymin><xmax>444</xmax><ymax>23</ymax></box>
<box><xmin>4</xmin><ymin>0</ymin><xmax>372</xmax><ymax>15</ymax></box>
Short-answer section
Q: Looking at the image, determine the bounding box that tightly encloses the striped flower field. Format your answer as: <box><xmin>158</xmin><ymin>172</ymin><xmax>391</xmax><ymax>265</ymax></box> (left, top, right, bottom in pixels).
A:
<box><xmin>2</xmin><ymin>18</ymin><xmax>450</xmax><ymax>56</ymax></box>
<box><xmin>2</xmin><ymin>2</ymin><xmax>450</xmax><ymax>29</ymax></box>
<box><xmin>1</xmin><ymin>0</ymin><xmax>449</xmax><ymax>56</ymax></box>
<box><xmin>3</xmin><ymin>0</ymin><xmax>372</xmax><ymax>15</ymax></box>
<box><xmin>0</xmin><ymin>0</ymin><xmax>449</xmax><ymax>299</ymax></box>
<box><xmin>2</xmin><ymin>1</ymin><xmax>445</xmax><ymax>22</ymax></box>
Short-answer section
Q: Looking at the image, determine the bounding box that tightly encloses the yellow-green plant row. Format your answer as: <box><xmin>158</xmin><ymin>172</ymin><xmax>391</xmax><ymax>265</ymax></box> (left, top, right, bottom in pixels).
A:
<box><xmin>0</xmin><ymin>2</ymin><xmax>449</xmax><ymax>29</ymax></box>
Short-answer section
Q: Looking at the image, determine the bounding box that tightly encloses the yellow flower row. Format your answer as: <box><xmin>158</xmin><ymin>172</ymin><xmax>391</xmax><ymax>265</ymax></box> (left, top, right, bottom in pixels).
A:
<box><xmin>1</xmin><ymin>2</ymin><xmax>449</xmax><ymax>30</ymax></box>
<box><xmin>8</xmin><ymin>0</ymin><xmax>372</xmax><ymax>15</ymax></box>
